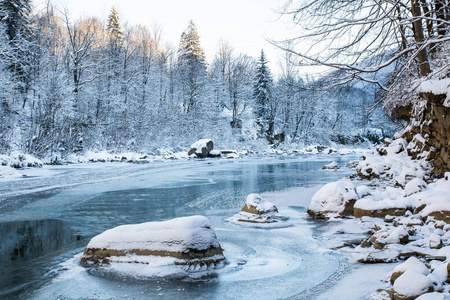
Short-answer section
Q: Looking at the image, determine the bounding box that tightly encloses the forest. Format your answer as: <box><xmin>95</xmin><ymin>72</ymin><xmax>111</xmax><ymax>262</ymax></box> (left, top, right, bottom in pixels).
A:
<box><xmin>0</xmin><ymin>1</ymin><xmax>393</xmax><ymax>160</ymax></box>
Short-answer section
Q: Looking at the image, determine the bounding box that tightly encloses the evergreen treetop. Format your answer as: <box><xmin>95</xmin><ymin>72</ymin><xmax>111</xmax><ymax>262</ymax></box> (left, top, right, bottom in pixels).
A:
<box><xmin>253</xmin><ymin>50</ymin><xmax>273</xmax><ymax>119</ymax></box>
<box><xmin>107</xmin><ymin>6</ymin><xmax>122</xmax><ymax>42</ymax></box>
<box><xmin>178</xmin><ymin>20</ymin><xmax>205</xmax><ymax>64</ymax></box>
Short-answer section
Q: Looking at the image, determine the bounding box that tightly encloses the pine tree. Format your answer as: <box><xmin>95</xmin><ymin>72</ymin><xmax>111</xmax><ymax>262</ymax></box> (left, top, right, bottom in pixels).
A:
<box><xmin>253</xmin><ymin>50</ymin><xmax>273</xmax><ymax>122</ymax></box>
<box><xmin>178</xmin><ymin>20</ymin><xmax>205</xmax><ymax>64</ymax></box>
<box><xmin>0</xmin><ymin>0</ymin><xmax>31</xmax><ymax>41</ymax></box>
<box><xmin>0</xmin><ymin>0</ymin><xmax>32</xmax><ymax>98</ymax></box>
<box><xmin>177</xmin><ymin>20</ymin><xmax>206</xmax><ymax>113</ymax></box>
<box><xmin>107</xmin><ymin>6</ymin><xmax>122</xmax><ymax>48</ymax></box>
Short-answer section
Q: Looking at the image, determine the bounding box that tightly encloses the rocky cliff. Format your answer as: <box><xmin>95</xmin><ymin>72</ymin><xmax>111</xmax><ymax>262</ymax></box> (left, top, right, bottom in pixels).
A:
<box><xmin>397</xmin><ymin>92</ymin><xmax>450</xmax><ymax>177</ymax></box>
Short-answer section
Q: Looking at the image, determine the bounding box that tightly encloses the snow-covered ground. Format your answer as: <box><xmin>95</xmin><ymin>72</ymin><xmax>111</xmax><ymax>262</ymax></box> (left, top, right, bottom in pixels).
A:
<box><xmin>306</xmin><ymin>138</ymin><xmax>450</xmax><ymax>299</ymax></box>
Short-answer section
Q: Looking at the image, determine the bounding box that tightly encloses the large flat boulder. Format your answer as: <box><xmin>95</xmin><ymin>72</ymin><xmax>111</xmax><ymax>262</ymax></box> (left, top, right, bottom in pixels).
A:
<box><xmin>81</xmin><ymin>215</ymin><xmax>225</xmax><ymax>267</ymax></box>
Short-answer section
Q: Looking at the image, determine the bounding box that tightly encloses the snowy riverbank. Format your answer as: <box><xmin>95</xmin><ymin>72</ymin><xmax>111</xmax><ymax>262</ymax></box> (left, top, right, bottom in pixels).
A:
<box><xmin>307</xmin><ymin>137</ymin><xmax>450</xmax><ymax>299</ymax></box>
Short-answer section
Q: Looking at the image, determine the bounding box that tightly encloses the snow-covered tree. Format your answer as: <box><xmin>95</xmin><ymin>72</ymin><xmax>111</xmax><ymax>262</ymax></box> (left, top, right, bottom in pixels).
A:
<box><xmin>177</xmin><ymin>20</ymin><xmax>206</xmax><ymax>113</ymax></box>
<box><xmin>0</xmin><ymin>0</ymin><xmax>33</xmax><ymax>104</ymax></box>
<box><xmin>278</xmin><ymin>0</ymin><xmax>450</xmax><ymax>115</ymax></box>
<box><xmin>253</xmin><ymin>50</ymin><xmax>276</xmax><ymax>136</ymax></box>
<box><xmin>107</xmin><ymin>6</ymin><xmax>122</xmax><ymax>50</ymax></box>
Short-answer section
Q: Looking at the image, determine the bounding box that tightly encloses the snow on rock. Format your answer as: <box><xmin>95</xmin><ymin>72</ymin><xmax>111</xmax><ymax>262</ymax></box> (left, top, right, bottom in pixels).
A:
<box><xmin>416</xmin><ymin>293</ymin><xmax>450</xmax><ymax>300</ymax></box>
<box><xmin>0</xmin><ymin>153</ymin><xmax>43</xmax><ymax>168</ymax></box>
<box><xmin>437</xmin><ymin>246</ymin><xmax>450</xmax><ymax>260</ymax></box>
<box><xmin>417</xmin><ymin>176</ymin><xmax>450</xmax><ymax>223</ymax></box>
<box><xmin>393</xmin><ymin>269</ymin><xmax>433</xmax><ymax>299</ymax></box>
<box><xmin>188</xmin><ymin>139</ymin><xmax>214</xmax><ymax>158</ymax></box>
<box><xmin>354</xmin><ymin>197</ymin><xmax>408</xmax><ymax>219</ymax></box>
<box><xmin>244</xmin><ymin>193</ymin><xmax>278</xmax><ymax>214</ymax></box>
<box><xmin>226</xmin><ymin>153</ymin><xmax>240</xmax><ymax>159</ymax></box>
<box><xmin>357</xmin><ymin>138</ymin><xmax>429</xmax><ymax>185</ymax></box>
<box><xmin>228</xmin><ymin>194</ymin><xmax>290</xmax><ymax>228</ymax></box>
<box><xmin>391</xmin><ymin>257</ymin><xmax>429</xmax><ymax>284</ymax></box>
<box><xmin>429</xmin><ymin>233</ymin><xmax>443</xmax><ymax>249</ymax></box>
<box><xmin>0</xmin><ymin>165</ymin><xmax>19</xmax><ymax>178</ymax></box>
<box><xmin>322</xmin><ymin>161</ymin><xmax>338</xmax><ymax>170</ymax></box>
<box><xmin>307</xmin><ymin>179</ymin><xmax>358</xmax><ymax>219</ymax></box>
<box><xmin>431</xmin><ymin>263</ymin><xmax>449</xmax><ymax>283</ymax></box>
<box><xmin>419</xmin><ymin>78</ymin><xmax>450</xmax><ymax>107</ymax></box>
<box><xmin>81</xmin><ymin>215</ymin><xmax>226</xmax><ymax>268</ymax></box>
<box><xmin>208</xmin><ymin>149</ymin><xmax>221</xmax><ymax>158</ymax></box>
<box><xmin>305</xmin><ymin>124</ymin><xmax>450</xmax><ymax>298</ymax></box>
<box><xmin>405</xmin><ymin>178</ymin><xmax>428</xmax><ymax>196</ymax></box>
<box><xmin>64</xmin><ymin>151</ymin><xmax>167</xmax><ymax>163</ymax></box>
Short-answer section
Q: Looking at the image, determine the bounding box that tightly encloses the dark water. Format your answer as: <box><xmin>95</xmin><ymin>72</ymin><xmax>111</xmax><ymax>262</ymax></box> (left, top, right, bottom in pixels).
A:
<box><xmin>0</xmin><ymin>155</ymin><xmax>358</xmax><ymax>299</ymax></box>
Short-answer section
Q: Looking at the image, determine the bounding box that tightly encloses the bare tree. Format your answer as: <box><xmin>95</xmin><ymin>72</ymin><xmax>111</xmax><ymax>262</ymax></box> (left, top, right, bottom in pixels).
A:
<box><xmin>275</xmin><ymin>0</ymin><xmax>450</xmax><ymax>112</ymax></box>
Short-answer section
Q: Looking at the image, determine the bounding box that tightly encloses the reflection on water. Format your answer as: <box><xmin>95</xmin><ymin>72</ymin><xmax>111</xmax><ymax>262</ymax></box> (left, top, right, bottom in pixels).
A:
<box><xmin>0</xmin><ymin>219</ymin><xmax>80</xmax><ymax>297</ymax></box>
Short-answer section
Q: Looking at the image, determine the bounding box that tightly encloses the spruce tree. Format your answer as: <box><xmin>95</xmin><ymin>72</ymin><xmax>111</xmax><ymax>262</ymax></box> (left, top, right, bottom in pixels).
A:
<box><xmin>0</xmin><ymin>0</ymin><xmax>32</xmax><ymax>96</ymax></box>
<box><xmin>253</xmin><ymin>50</ymin><xmax>273</xmax><ymax>122</ymax></box>
<box><xmin>178</xmin><ymin>20</ymin><xmax>205</xmax><ymax>64</ymax></box>
<box><xmin>177</xmin><ymin>20</ymin><xmax>206</xmax><ymax>113</ymax></box>
<box><xmin>107</xmin><ymin>6</ymin><xmax>123</xmax><ymax>48</ymax></box>
<box><xmin>0</xmin><ymin>0</ymin><xmax>31</xmax><ymax>41</ymax></box>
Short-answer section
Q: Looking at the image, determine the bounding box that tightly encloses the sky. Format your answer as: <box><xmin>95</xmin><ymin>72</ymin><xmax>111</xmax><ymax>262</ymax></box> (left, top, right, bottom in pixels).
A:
<box><xmin>33</xmin><ymin>0</ymin><xmax>294</xmax><ymax>77</ymax></box>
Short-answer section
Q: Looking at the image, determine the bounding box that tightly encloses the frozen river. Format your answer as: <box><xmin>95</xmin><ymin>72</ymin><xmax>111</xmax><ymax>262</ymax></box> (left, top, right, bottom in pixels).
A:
<box><xmin>0</xmin><ymin>154</ymin><xmax>359</xmax><ymax>299</ymax></box>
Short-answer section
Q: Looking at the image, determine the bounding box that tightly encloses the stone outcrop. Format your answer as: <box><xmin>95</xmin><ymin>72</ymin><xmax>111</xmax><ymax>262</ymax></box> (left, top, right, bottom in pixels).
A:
<box><xmin>397</xmin><ymin>92</ymin><xmax>450</xmax><ymax>177</ymax></box>
<box><xmin>354</xmin><ymin>207</ymin><xmax>407</xmax><ymax>219</ymax></box>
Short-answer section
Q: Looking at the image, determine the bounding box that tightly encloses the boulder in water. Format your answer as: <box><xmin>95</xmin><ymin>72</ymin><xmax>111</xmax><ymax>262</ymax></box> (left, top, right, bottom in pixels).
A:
<box><xmin>228</xmin><ymin>194</ymin><xmax>289</xmax><ymax>227</ymax></box>
<box><xmin>80</xmin><ymin>215</ymin><xmax>226</xmax><ymax>268</ymax></box>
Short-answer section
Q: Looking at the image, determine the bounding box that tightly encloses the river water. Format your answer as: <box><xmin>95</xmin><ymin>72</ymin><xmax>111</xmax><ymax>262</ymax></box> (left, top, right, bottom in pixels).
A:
<box><xmin>0</xmin><ymin>154</ymin><xmax>359</xmax><ymax>299</ymax></box>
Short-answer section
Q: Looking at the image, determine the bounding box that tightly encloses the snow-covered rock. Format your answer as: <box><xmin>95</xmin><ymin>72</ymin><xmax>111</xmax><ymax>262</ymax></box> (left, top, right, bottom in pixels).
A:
<box><xmin>0</xmin><ymin>153</ymin><xmax>43</xmax><ymax>168</ymax></box>
<box><xmin>417</xmin><ymin>176</ymin><xmax>450</xmax><ymax>223</ymax></box>
<box><xmin>429</xmin><ymin>233</ymin><xmax>443</xmax><ymax>249</ymax></box>
<box><xmin>416</xmin><ymin>293</ymin><xmax>450</xmax><ymax>300</ymax></box>
<box><xmin>390</xmin><ymin>257</ymin><xmax>429</xmax><ymax>284</ymax></box>
<box><xmin>356</xmin><ymin>139</ymin><xmax>429</xmax><ymax>185</ymax></box>
<box><xmin>307</xmin><ymin>179</ymin><xmax>358</xmax><ymax>219</ymax></box>
<box><xmin>431</xmin><ymin>263</ymin><xmax>449</xmax><ymax>283</ymax></box>
<box><xmin>419</xmin><ymin>78</ymin><xmax>450</xmax><ymax>108</ymax></box>
<box><xmin>393</xmin><ymin>269</ymin><xmax>433</xmax><ymax>300</ymax></box>
<box><xmin>405</xmin><ymin>178</ymin><xmax>427</xmax><ymax>196</ymax></box>
<box><xmin>228</xmin><ymin>194</ymin><xmax>289</xmax><ymax>227</ymax></box>
<box><xmin>0</xmin><ymin>165</ymin><xmax>19</xmax><ymax>178</ymax></box>
<box><xmin>188</xmin><ymin>139</ymin><xmax>214</xmax><ymax>158</ymax></box>
<box><xmin>226</xmin><ymin>153</ymin><xmax>240</xmax><ymax>159</ymax></box>
<box><xmin>354</xmin><ymin>197</ymin><xmax>408</xmax><ymax>219</ymax></box>
<box><xmin>322</xmin><ymin>161</ymin><xmax>338</xmax><ymax>170</ymax></box>
<box><xmin>81</xmin><ymin>215</ymin><xmax>226</xmax><ymax>268</ymax></box>
<box><xmin>208</xmin><ymin>149</ymin><xmax>221</xmax><ymax>158</ymax></box>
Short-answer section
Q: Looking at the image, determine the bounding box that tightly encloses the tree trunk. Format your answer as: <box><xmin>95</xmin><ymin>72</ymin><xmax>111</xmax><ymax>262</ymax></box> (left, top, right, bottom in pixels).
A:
<box><xmin>411</xmin><ymin>0</ymin><xmax>431</xmax><ymax>77</ymax></box>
